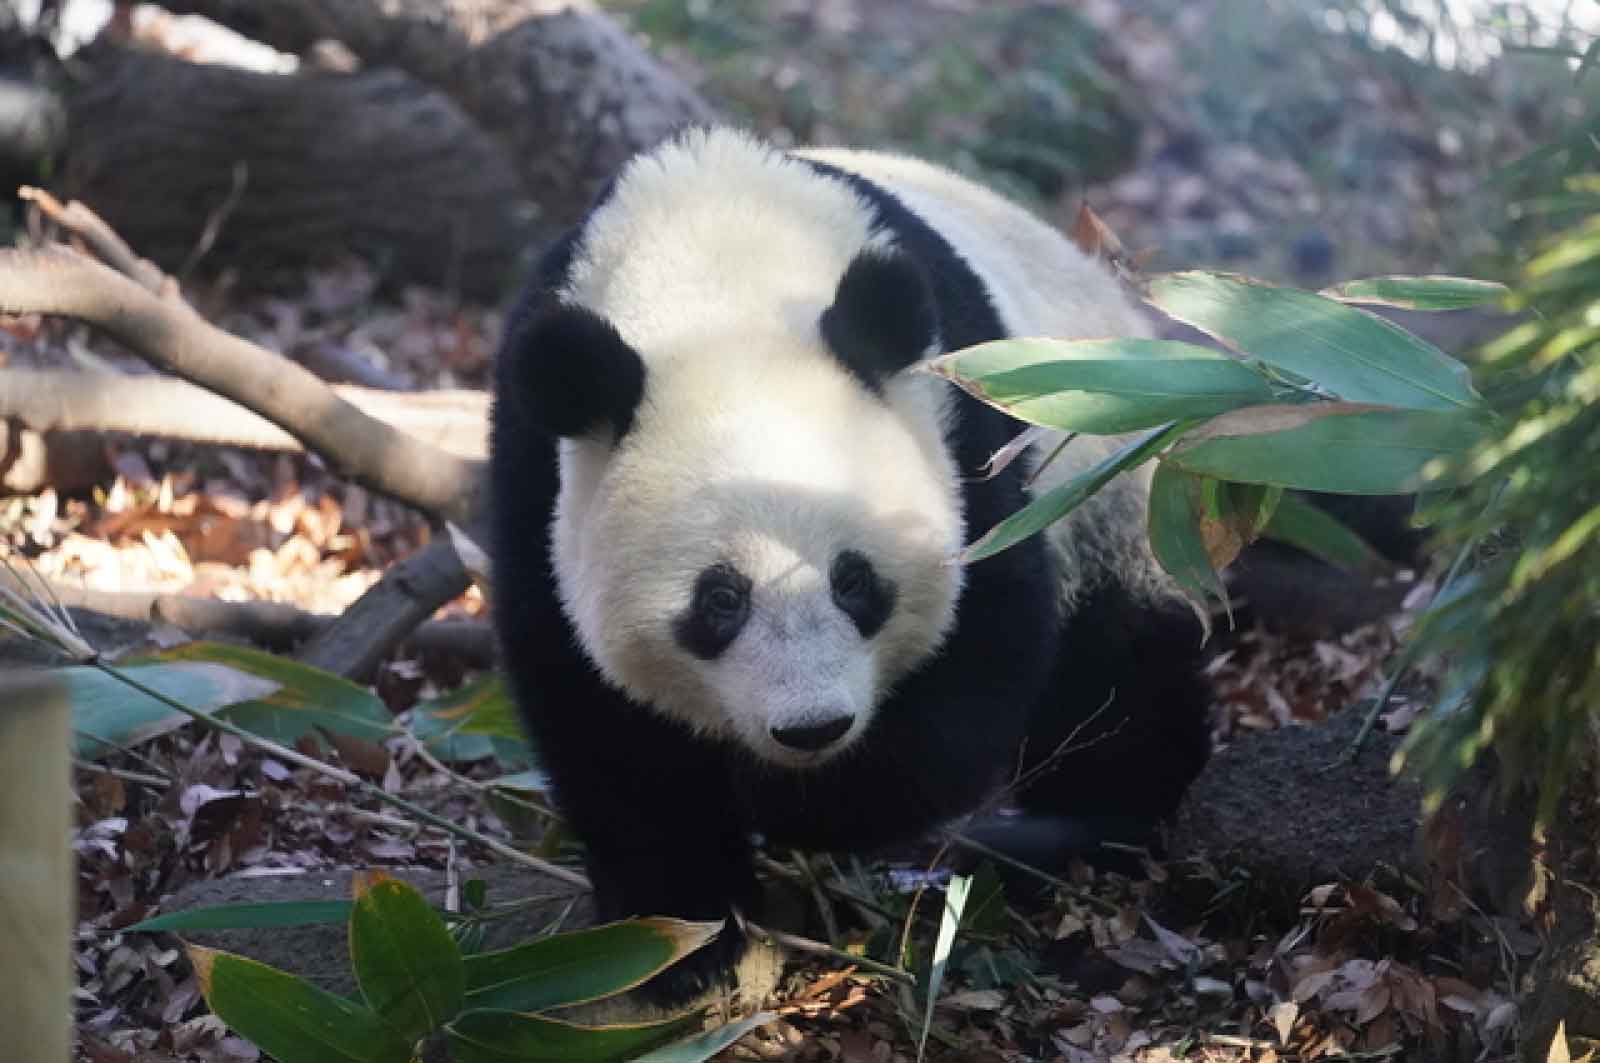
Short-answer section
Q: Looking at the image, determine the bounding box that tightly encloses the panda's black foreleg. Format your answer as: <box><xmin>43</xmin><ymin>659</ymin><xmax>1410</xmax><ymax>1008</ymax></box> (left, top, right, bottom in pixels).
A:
<box><xmin>533</xmin><ymin>693</ymin><xmax>764</xmax><ymax>1009</ymax></box>
<box><xmin>1008</xmin><ymin>583</ymin><xmax>1212</xmax><ymax>868</ymax></box>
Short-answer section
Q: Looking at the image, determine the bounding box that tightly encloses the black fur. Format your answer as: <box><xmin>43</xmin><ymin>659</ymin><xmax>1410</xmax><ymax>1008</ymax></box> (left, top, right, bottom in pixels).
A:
<box><xmin>489</xmin><ymin>141</ymin><xmax>1210</xmax><ymax>1005</ymax></box>
<box><xmin>820</xmin><ymin>249</ymin><xmax>940</xmax><ymax>392</ymax></box>
<box><xmin>501</xmin><ymin>304</ymin><xmax>646</xmax><ymax>441</ymax></box>
<box><xmin>830</xmin><ymin>551</ymin><xmax>895</xmax><ymax>639</ymax></box>
<box><xmin>673</xmin><ymin>564</ymin><xmax>753</xmax><ymax>660</ymax></box>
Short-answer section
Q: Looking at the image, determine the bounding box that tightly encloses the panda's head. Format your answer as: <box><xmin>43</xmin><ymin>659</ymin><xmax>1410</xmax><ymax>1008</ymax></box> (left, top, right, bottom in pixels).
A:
<box><xmin>506</xmin><ymin>246</ymin><xmax>965</xmax><ymax>767</ymax></box>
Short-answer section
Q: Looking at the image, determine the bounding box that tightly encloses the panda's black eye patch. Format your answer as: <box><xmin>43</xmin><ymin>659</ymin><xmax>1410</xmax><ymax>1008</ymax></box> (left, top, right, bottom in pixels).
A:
<box><xmin>831</xmin><ymin>551</ymin><xmax>895</xmax><ymax>638</ymax></box>
<box><xmin>675</xmin><ymin>564</ymin><xmax>752</xmax><ymax>660</ymax></box>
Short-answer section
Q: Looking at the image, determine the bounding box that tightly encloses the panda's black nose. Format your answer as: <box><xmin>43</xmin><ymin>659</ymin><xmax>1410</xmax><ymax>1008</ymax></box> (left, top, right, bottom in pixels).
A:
<box><xmin>771</xmin><ymin>715</ymin><xmax>852</xmax><ymax>752</ymax></box>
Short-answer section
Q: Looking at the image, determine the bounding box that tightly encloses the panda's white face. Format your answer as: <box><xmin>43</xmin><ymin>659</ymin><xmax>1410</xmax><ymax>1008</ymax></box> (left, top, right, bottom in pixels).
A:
<box><xmin>551</xmin><ymin>348</ymin><xmax>964</xmax><ymax>767</ymax></box>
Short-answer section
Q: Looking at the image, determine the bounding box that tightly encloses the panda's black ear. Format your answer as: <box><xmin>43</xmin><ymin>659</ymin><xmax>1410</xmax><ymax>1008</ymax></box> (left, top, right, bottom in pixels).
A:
<box><xmin>821</xmin><ymin>249</ymin><xmax>940</xmax><ymax>393</ymax></box>
<box><xmin>502</xmin><ymin>303</ymin><xmax>646</xmax><ymax>440</ymax></box>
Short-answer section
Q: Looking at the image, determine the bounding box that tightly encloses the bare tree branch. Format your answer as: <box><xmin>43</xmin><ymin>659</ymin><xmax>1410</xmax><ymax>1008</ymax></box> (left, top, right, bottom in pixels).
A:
<box><xmin>295</xmin><ymin>532</ymin><xmax>478</xmax><ymax>679</ymax></box>
<box><xmin>155</xmin><ymin>0</ymin><xmax>718</xmax><ymax>226</ymax></box>
<box><xmin>0</xmin><ymin>368</ymin><xmax>488</xmax><ymax>459</ymax></box>
<box><xmin>0</xmin><ymin>568</ymin><xmax>493</xmax><ymax>665</ymax></box>
<box><xmin>21</xmin><ymin>186</ymin><xmax>167</xmax><ymax>294</ymax></box>
<box><xmin>0</xmin><ymin>246</ymin><xmax>483</xmax><ymax>522</ymax></box>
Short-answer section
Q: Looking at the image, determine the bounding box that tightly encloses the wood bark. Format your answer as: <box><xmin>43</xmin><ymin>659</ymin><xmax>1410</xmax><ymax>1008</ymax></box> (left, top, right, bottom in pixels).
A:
<box><xmin>0</xmin><ymin>567</ymin><xmax>494</xmax><ymax>665</ymax></box>
<box><xmin>154</xmin><ymin>0</ymin><xmax>718</xmax><ymax>228</ymax></box>
<box><xmin>0</xmin><ymin>246</ymin><xmax>483</xmax><ymax>523</ymax></box>
<box><xmin>60</xmin><ymin>41</ymin><xmax>529</xmax><ymax>297</ymax></box>
<box><xmin>1</xmin><ymin>368</ymin><xmax>489</xmax><ymax>460</ymax></box>
<box><xmin>0</xmin><ymin>672</ymin><xmax>72</xmax><ymax>1063</ymax></box>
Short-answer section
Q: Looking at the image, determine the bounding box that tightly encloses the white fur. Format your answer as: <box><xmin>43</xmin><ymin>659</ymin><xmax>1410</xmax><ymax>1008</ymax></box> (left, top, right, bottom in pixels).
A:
<box><xmin>548</xmin><ymin>129</ymin><xmax>1167</xmax><ymax>761</ymax></box>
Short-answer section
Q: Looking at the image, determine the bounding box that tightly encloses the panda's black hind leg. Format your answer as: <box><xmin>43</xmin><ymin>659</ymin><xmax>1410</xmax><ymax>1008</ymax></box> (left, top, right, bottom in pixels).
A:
<box><xmin>1001</xmin><ymin>582</ymin><xmax>1212</xmax><ymax>869</ymax></box>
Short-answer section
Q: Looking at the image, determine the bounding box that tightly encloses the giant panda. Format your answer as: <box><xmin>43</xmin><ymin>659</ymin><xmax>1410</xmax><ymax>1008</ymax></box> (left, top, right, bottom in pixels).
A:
<box><xmin>489</xmin><ymin>128</ymin><xmax>1211</xmax><ymax>1000</ymax></box>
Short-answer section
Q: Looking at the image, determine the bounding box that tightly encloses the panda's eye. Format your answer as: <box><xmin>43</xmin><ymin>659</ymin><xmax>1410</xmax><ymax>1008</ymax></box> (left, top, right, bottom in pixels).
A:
<box><xmin>675</xmin><ymin>564</ymin><xmax>752</xmax><ymax>660</ymax></box>
<box><xmin>831</xmin><ymin>551</ymin><xmax>895</xmax><ymax>639</ymax></box>
<box><xmin>833</xmin><ymin>558</ymin><xmax>871</xmax><ymax>601</ymax></box>
<box><xmin>700</xmin><ymin>583</ymin><xmax>745</xmax><ymax>619</ymax></box>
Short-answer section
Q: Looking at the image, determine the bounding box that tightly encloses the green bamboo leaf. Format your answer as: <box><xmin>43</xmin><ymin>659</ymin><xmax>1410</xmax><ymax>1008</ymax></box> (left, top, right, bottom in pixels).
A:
<box><xmin>67</xmin><ymin>661</ymin><xmax>280</xmax><ymax>759</ymax></box>
<box><xmin>411</xmin><ymin>675</ymin><xmax>525</xmax><ymax>762</ymax></box>
<box><xmin>350</xmin><ymin>873</ymin><xmax>465</xmax><ymax>1041</ymax></box>
<box><xmin>1149</xmin><ymin>272</ymin><xmax>1483</xmax><ymax>411</ymax></box>
<box><xmin>190</xmin><ymin>945</ymin><xmax>411</xmax><ymax>1063</ymax></box>
<box><xmin>1168</xmin><ymin>404</ymin><xmax>1488</xmax><ymax>494</ymax></box>
<box><xmin>1321</xmin><ymin>275</ymin><xmax>1509</xmax><ymax>311</ymax></box>
<box><xmin>447</xmin><ymin>1009</ymin><xmax>698</xmax><ymax>1063</ymax></box>
<box><xmin>141</xmin><ymin>642</ymin><xmax>395</xmax><ymax>746</ymax></box>
<box><xmin>1147</xmin><ymin>465</ymin><xmax>1224</xmax><ymax>637</ymax></box>
<box><xmin>927</xmin><ymin>338</ymin><xmax>1276</xmax><ymax>433</ymax></box>
<box><xmin>918</xmin><ymin>874</ymin><xmax>970</xmax><ymax>1062</ymax></box>
<box><xmin>463</xmin><ymin>918</ymin><xmax>719</xmax><ymax>1013</ymax></box>
<box><xmin>962</xmin><ymin>422</ymin><xmax>1187</xmax><ymax>563</ymax></box>
<box><xmin>1261</xmin><ymin>493</ymin><xmax>1390</xmax><ymax>573</ymax></box>
<box><xmin>634</xmin><ymin>1013</ymin><xmax>776</xmax><ymax>1062</ymax></box>
<box><xmin>128</xmin><ymin>900</ymin><xmax>354</xmax><ymax>933</ymax></box>
<box><xmin>1198</xmin><ymin>480</ymin><xmax>1282</xmax><ymax>572</ymax></box>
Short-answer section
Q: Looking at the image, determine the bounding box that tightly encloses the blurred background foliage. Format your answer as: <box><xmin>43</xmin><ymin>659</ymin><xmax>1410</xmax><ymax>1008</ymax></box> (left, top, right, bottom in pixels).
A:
<box><xmin>605</xmin><ymin>0</ymin><xmax>1597</xmax><ymax>283</ymax></box>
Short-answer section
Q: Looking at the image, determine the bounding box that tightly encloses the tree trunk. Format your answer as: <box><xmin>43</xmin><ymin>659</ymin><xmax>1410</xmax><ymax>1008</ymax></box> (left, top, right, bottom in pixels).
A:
<box><xmin>60</xmin><ymin>41</ymin><xmax>529</xmax><ymax>297</ymax></box>
<box><xmin>153</xmin><ymin>0</ymin><xmax>718</xmax><ymax>228</ymax></box>
<box><xmin>0</xmin><ymin>672</ymin><xmax>72</xmax><ymax>1063</ymax></box>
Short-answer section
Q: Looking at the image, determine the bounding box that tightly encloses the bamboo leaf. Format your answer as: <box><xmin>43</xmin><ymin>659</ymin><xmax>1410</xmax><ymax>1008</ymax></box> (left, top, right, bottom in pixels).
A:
<box><xmin>446</xmin><ymin>1009</ymin><xmax>698</xmax><ymax>1063</ymax></box>
<box><xmin>410</xmin><ymin>675</ymin><xmax>525</xmax><ymax>762</ymax></box>
<box><xmin>128</xmin><ymin>900</ymin><xmax>354</xmax><ymax>933</ymax></box>
<box><xmin>962</xmin><ymin>422</ymin><xmax>1186</xmax><ymax>563</ymax></box>
<box><xmin>350</xmin><ymin>872</ymin><xmax>465</xmax><ymax>1041</ymax></box>
<box><xmin>190</xmin><ymin>945</ymin><xmax>411</xmax><ymax>1063</ymax></box>
<box><xmin>1147</xmin><ymin>465</ymin><xmax>1224</xmax><ymax>637</ymax></box>
<box><xmin>1321</xmin><ymin>275</ymin><xmax>1509</xmax><ymax>311</ymax></box>
<box><xmin>463</xmin><ymin>918</ymin><xmax>719</xmax><ymax>1013</ymax></box>
<box><xmin>66</xmin><ymin>661</ymin><xmax>280</xmax><ymax>759</ymax></box>
<box><xmin>633</xmin><ymin>1013</ymin><xmax>777</xmax><ymax>1062</ymax></box>
<box><xmin>1261</xmin><ymin>493</ymin><xmax>1390</xmax><ymax>573</ymax></box>
<box><xmin>1168</xmin><ymin>404</ymin><xmax>1488</xmax><ymax>494</ymax></box>
<box><xmin>1149</xmin><ymin>272</ymin><xmax>1483</xmax><ymax>411</ymax></box>
<box><xmin>918</xmin><ymin>875</ymin><xmax>971</xmax><ymax>1062</ymax></box>
<box><xmin>928</xmin><ymin>337</ymin><xmax>1276</xmax><ymax>433</ymax></box>
<box><xmin>142</xmin><ymin>642</ymin><xmax>395</xmax><ymax>746</ymax></box>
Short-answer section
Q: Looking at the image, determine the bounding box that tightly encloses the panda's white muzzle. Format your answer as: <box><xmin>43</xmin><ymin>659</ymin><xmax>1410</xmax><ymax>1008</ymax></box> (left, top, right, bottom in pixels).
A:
<box><xmin>714</xmin><ymin>596</ymin><xmax>875</xmax><ymax>765</ymax></box>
